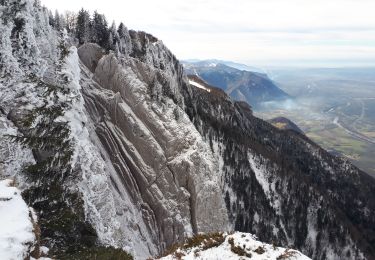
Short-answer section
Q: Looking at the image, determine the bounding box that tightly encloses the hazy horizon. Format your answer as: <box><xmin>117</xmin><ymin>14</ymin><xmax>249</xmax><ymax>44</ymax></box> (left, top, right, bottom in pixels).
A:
<box><xmin>42</xmin><ymin>0</ymin><xmax>375</xmax><ymax>68</ymax></box>
<box><xmin>183</xmin><ymin>59</ymin><xmax>375</xmax><ymax>70</ymax></box>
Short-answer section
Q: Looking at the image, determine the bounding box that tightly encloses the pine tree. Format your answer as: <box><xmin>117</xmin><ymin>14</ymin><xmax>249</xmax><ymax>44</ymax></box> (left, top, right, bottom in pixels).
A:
<box><xmin>89</xmin><ymin>11</ymin><xmax>99</xmax><ymax>43</ymax></box>
<box><xmin>54</xmin><ymin>11</ymin><xmax>67</xmax><ymax>31</ymax></box>
<box><xmin>76</xmin><ymin>8</ymin><xmax>90</xmax><ymax>44</ymax></box>
<box><xmin>117</xmin><ymin>22</ymin><xmax>126</xmax><ymax>38</ymax></box>
<box><xmin>90</xmin><ymin>11</ymin><xmax>110</xmax><ymax>50</ymax></box>
<box><xmin>59</xmin><ymin>13</ymin><xmax>67</xmax><ymax>31</ymax></box>
<box><xmin>117</xmin><ymin>22</ymin><xmax>132</xmax><ymax>55</ymax></box>
<box><xmin>108</xmin><ymin>21</ymin><xmax>120</xmax><ymax>52</ymax></box>
<box><xmin>48</xmin><ymin>10</ymin><xmax>55</xmax><ymax>27</ymax></box>
<box><xmin>8</xmin><ymin>37</ymin><xmax>75</xmax><ymax>183</ymax></box>
<box><xmin>54</xmin><ymin>10</ymin><xmax>60</xmax><ymax>30</ymax></box>
<box><xmin>33</xmin><ymin>0</ymin><xmax>41</xmax><ymax>9</ymax></box>
<box><xmin>107</xmin><ymin>31</ymin><xmax>114</xmax><ymax>51</ymax></box>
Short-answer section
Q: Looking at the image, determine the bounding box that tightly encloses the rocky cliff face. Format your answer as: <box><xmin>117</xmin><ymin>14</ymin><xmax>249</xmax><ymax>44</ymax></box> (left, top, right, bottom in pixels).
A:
<box><xmin>77</xmin><ymin>42</ymin><xmax>229</xmax><ymax>258</ymax></box>
<box><xmin>1</xmin><ymin>1</ymin><xmax>375</xmax><ymax>260</ymax></box>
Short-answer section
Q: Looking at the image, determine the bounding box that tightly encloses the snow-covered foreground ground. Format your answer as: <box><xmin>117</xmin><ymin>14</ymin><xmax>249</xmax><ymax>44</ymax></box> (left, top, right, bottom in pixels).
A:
<box><xmin>159</xmin><ymin>232</ymin><xmax>311</xmax><ymax>260</ymax></box>
<box><xmin>0</xmin><ymin>179</ymin><xmax>35</xmax><ymax>260</ymax></box>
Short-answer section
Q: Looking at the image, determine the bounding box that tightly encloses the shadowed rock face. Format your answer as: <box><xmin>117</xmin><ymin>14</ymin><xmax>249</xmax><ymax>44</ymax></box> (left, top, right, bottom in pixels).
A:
<box><xmin>78</xmin><ymin>42</ymin><xmax>229</xmax><ymax>257</ymax></box>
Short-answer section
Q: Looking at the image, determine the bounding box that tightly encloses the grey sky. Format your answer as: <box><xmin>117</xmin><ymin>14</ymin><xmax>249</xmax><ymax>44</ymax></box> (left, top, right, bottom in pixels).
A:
<box><xmin>42</xmin><ymin>0</ymin><xmax>375</xmax><ymax>67</ymax></box>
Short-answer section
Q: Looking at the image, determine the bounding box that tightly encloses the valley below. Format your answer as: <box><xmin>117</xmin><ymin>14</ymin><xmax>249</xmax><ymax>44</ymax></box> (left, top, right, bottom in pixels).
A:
<box><xmin>256</xmin><ymin>68</ymin><xmax>375</xmax><ymax>177</ymax></box>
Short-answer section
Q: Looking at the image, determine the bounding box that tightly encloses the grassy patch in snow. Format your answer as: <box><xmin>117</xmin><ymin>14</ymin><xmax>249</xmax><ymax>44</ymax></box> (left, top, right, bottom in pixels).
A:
<box><xmin>159</xmin><ymin>232</ymin><xmax>225</xmax><ymax>258</ymax></box>
<box><xmin>228</xmin><ymin>237</ymin><xmax>252</xmax><ymax>257</ymax></box>
<box><xmin>276</xmin><ymin>249</ymin><xmax>300</xmax><ymax>259</ymax></box>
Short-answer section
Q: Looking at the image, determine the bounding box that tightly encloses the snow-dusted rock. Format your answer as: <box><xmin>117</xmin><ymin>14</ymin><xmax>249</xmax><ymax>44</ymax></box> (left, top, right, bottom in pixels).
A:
<box><xmin>0</xmin><ymin>179</ymin><xmax>36</xmax><ymax>260</ymax></box>
<box><xmin>78</xmin><ymin>43</ymin><xmax>230</xmax><ymax>258</ymax></box>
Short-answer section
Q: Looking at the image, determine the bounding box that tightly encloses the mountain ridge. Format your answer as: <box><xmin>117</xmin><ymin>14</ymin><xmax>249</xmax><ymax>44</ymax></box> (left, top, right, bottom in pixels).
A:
<box><xmin>183</xmin><ymin>59</ymin><xmax>266</xmax><ymax>73</ymax></box>
<box><xmin>183</xmin><ymin>61</ymin><xmax>290</xmax><ymax>109</ymax></box>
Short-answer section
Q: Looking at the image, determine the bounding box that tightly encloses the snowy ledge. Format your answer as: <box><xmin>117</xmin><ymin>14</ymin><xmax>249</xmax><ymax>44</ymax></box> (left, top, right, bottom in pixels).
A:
<box><xmin>159</xmin><ymin>232</ymin><xmax>311</xmax><ymax>260</ymax></box>
<box><xmin>0</xmin><ymin>179</ymin><xmax>35</xmax><ymax>260</ymax></box>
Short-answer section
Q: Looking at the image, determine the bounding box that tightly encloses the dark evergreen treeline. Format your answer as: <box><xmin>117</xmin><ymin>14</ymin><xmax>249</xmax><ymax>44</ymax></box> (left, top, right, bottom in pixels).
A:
<box><xmin>48</xmin><ymin>8</ymin><xmax>126</xmax><ymax>52</ymax></box>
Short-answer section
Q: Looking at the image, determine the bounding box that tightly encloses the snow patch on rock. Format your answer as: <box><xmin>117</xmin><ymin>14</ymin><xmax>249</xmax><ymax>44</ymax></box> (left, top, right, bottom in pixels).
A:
<box><xmin>160</xmin><ymin>232</ymin><xmax>311</xmax><ymax>260</ymax></box>
<box><xmin>0</xmin><ymin>179</ymin><xmax>36</xmax><ymax>260</ymax></box>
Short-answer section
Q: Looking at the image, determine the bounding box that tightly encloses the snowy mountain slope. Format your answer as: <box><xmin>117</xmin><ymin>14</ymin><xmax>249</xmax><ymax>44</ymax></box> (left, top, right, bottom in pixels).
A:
<box><xmin>1</xmin><ymin>1</ymin><xmax>375</xmax><ymax>260</ymax></box>
<box><xmin>159</xmin><ymin>232</ymin><xmax>311</xmax><ymax>260</ymax></box>
<box><xmin>0</xmin><ymin>179</ymin><xmax>36</xmax><ymax>260</ymax></box>
<box><xmin>183</xmin><ymin>77</ymin><xmax>375</xmax><ymax>259</ymax></box>
<box><xmin>0</xmin><ymin>1</ymin><xmax>133</xmax><ymax>259</ymax></box>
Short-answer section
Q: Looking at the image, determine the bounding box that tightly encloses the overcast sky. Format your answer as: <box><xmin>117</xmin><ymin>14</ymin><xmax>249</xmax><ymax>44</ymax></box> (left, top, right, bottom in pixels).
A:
<box><xmin>42</xmin><ymin>0</ymin><xmax>375</xmax><ymax>68</ymax></box>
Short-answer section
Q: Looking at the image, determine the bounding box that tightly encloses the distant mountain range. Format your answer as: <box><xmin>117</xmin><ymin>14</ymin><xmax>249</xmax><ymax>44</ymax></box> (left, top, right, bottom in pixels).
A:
<box><xmin>183</xmin><ymin>59</ymin><xmax>265</xmax><ymax>73</ymax></box>
<box><xmin>183</xmin><ymin>60</ymin><xmax>290</xmax><ymax>109</ymax></box>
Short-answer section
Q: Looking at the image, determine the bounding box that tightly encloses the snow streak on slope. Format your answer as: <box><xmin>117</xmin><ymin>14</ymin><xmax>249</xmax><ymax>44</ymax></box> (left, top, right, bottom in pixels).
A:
<box><xmin>160</xmin><ymin>232</ymin><xmax>311</xmax><ymax>260</ymax></box>
<box><xmin>0</xmin><ymin>179</ymin><xmax>36</xmax><ymax>260</ymax></box>
<box><xmin>248</xmin><ymin>154</ymin><xmax>282</xmax><ymax>215</ymax></box>
<box><xmin>189</xmin><ymin>80</ymin><xmax>211</xmax><ymax>93</ymax></box>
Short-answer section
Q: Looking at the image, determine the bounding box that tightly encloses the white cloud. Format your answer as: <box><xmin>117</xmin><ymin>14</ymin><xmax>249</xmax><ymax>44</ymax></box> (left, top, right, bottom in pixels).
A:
<box><xmin>42</xmin><ymin>0</ymin><xmax>375</xmax><ymax>67</ymax></box>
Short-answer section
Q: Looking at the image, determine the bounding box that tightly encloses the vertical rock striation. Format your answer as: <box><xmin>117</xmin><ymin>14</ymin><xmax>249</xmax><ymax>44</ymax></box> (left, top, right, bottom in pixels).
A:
<box><xmin>78</xmin><ymin>40</ymin><xmax>229</xmax><ymax>258</ymax></box>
